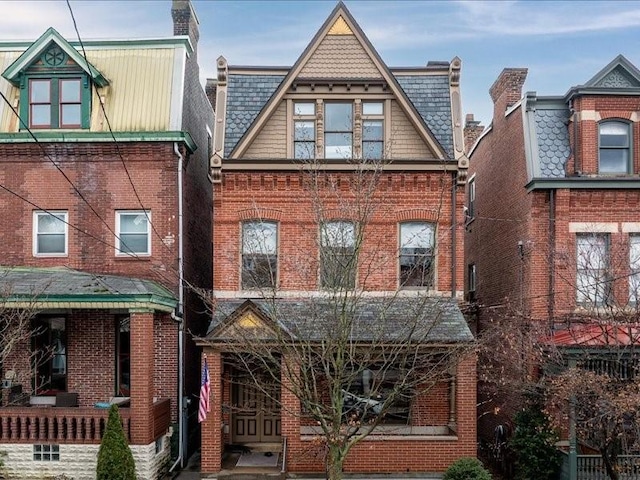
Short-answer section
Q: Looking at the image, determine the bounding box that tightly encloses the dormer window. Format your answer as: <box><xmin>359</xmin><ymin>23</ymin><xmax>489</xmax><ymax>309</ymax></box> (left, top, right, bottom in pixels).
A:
<box><xmin>28</xmin><ymin>78</ymin><xmax>83</xmax><ymax>129</ymax></box>
<box><xmin>599</xmin><ymin>121</ymin><xmax>631</xmax><ymax>174</ymax></box>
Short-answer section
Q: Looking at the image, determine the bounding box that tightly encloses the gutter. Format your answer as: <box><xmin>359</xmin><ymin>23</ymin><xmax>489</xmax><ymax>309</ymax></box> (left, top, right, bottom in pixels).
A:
<box><xmin>170</xmin><ymin>142</ymin><xmax>185</xmax><ymax>472</ymax></box>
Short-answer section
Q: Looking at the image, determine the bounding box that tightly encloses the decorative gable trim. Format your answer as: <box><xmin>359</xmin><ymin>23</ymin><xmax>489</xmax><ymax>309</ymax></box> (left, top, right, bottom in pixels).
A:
<box><xmin>229</xmin><ymin>2</ymin><xmax>448</xmax><ymax>161</ymax></box>
<box><xmin>2</xmin><ymin>27</ymin><xmax>109</xmax><ymax>87</ymax></box>
<box><xmin>565</xmin><ymin>54</ymin><xmax>640</xmax><ymax>100</ymax></box>
<box><xmin>203</xmin><ymin>299</ymin><xmax>294</xmax><ymax>344</ymax></box>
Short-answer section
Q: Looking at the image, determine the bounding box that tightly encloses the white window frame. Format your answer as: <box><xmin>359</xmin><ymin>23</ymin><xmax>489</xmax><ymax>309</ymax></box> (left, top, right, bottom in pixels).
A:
<box><xmin>399</xmin><ymin>222</ymin><xmax>436</xmax><ymax>288</ymax></box>
<box><xmin>33</xmin><ymin>210</ymin><xmax>68</xmax><ymax>257</ymax></box>
<box><xmin>115</xmin><ymin>210</ymin><xmax>151</xmax><ymax>256</ymax></box>
<box><xmin>33</xmin><ymin>444</ymin><xmax>60</xmax><ymax>461</ymax></box>
<box><xmin>576</xmin><ymin>233</ymin><xmax>610</xmax><ymax>306</ymax></box>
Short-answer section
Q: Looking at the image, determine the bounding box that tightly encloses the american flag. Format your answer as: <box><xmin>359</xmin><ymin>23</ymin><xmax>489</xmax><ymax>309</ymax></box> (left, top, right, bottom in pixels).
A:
<box><xmin>198</xmin><ymin>358</ymin><xmax>210</xmax><ymax>423</ymax></box>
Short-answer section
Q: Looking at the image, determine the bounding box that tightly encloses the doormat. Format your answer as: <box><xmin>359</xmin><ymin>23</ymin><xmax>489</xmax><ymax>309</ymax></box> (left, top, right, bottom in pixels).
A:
<box><xmin>236</xmin><ymin>452</ymin><xmax>279</xmax><ymax>468</ymax></box>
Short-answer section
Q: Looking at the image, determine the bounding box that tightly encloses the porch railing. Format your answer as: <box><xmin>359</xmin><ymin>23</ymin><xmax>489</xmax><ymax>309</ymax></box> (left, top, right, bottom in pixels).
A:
<box><xmin>0</xmin><ymin>399</ymin><xmax>171</xmax><ymax>445</ymax></box>
<box><xmin>559</xmin><ymin>450</ymin><xmax>640</xmax><ymax>479</ymax></box>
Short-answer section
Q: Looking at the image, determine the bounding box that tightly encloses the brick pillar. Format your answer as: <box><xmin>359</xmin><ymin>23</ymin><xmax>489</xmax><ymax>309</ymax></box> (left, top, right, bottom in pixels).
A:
<box><xmin>280</xmin><ymin>356</ymin><xmax>300</xmax><ymax>469</ymax></box>
<box><xmin>201</xmin><ymin>349</ymin><xmax>222</xmax><ymax>473</ymax></box>
<box><xmin>129</xmin><ymin>309</ymin><xmax>155</xmax><ymax>445</ymax></box>
<box><xmin>455</xmin><ymin>353</ymin><xmax>477</xmax><ymax>456</ymax></box>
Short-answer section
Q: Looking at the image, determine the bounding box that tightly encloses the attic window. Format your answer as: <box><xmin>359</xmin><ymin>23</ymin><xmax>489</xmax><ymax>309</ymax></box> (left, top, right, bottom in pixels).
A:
<box><xmin>23</xmin><ymin>76</ymin><xmax>89</xmax><ymax>130</ymax></box>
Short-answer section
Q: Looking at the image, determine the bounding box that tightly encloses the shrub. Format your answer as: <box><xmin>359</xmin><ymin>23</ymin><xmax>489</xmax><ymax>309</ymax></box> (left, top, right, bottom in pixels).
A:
<box><xmin>509</xmin><ymin>405</ymin><xmax>561</xmax><ymax>480</ymax></box>
<box><xmin>96</xmin><ymin>405</ymin><xmax>136</xmax><ymax>480</ymax></box>
<box><xmin>443</xmin><ymin>457</ymin><xmax>492</xmax><ymax>480</ymax></box>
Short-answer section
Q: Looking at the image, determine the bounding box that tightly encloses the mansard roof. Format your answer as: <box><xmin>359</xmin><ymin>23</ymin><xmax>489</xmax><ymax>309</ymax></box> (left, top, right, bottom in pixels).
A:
<box><xmin>222</xmin><ymin>2</ymin><xmax>456</xmax><ymax>160</ymax></box>
<box><xmin>522</xmin><ymin>55</ymin><xmax>640</xmax><ymax>189</ymax></box>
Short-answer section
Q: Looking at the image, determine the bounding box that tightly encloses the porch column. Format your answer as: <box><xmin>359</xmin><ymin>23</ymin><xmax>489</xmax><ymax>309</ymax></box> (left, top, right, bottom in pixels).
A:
<box><xmin>129</xmin><ymin>309</ymin><xmax>155</xmax><ymax>445</ymax></box>
<box><xmin>568</xmin><ymin>358</ymin><xmax>577</xmax><ymax>480</ymax></box>
<box><xmin>201</xmin><ymin>349</ymin><xmax>222</xmax><ymax>473</ymax></box>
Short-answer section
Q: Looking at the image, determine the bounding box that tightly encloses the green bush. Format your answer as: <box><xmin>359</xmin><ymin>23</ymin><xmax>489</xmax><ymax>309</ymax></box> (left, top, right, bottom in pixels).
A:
<box><xmin>443</xmin><ymin>457</ymin><xmax>492</xmax><ymax>480</ymax></box>
<box><xmin>509</xmin><ymin>406</ymin><xmax>561</xmax><ymax>480</ymax></box>
<box><xmin>96</xmin><ymin>405</ymin><xmax>136</xmax><ymax>480</ymax></box>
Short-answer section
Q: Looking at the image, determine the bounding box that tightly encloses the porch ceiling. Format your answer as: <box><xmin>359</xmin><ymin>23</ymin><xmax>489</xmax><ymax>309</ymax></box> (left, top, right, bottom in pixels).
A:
<box><xmin>202</xmin><ymin>296</ymin><xmax>473</xmax><ymax>345</ymax></box>
<box><xmin>0</xmin><ymin>266</ymin><xmax>177</xmax><ymax>312</ymax></box>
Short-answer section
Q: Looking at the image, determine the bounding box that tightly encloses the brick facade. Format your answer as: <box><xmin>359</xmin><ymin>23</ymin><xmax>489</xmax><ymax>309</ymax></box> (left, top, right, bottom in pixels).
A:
<box><xmin>467</xmin><ymin>57</ymin><xmax>640</xmax><ymax>446</ymax></box>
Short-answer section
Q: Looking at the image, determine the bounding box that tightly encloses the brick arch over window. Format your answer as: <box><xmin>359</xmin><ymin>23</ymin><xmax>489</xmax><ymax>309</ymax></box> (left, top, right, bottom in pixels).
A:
<box><xmin>237</xmin><ymin>208</ymin><xmax>283</xmax><ymax>222</ymax></box>
<box><xmin>598</xmin><ymin>119</ymin><xmax>632</xmax><ymax>174</ymax></box>
<box><xmin>394</xmin><ymin>208</ymin><xmax>439</xmax><ymax>223</ymax></box>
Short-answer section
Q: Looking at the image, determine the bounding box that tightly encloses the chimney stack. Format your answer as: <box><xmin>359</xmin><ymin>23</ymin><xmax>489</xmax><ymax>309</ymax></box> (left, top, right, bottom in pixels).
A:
<box><xmin>489</xmin><ymin>68</ymin><xmax>528</xmax><ymax>110</ymax></box>
<box><xmin>464</xmin><ymin>114</ymin><xmax>484</xmax><ymax>153</ymax></box>
<box><xmin>172</xmin><ymin>1</ymin><xmax>199</xmax><ymax>57</ymax></box>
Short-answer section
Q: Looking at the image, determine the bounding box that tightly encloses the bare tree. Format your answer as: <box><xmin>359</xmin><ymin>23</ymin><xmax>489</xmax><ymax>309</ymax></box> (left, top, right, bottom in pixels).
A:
<box><xmin>202</xmin><ymin>139</ymin><xmax>473</xmax><ymax>479</ymax></box>
<box><xmin>477</xmin><ymin>229</ymin><xmax>640</xmax><ymax>480</ymax></box>
<box><xmin>0</xmin><ymin>268</ymin><xmax>51</xmax><ymax>405</ymax></box>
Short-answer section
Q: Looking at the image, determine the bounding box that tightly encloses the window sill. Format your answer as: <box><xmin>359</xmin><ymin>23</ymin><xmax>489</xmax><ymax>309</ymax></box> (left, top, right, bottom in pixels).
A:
<box><xmin>114</xmin><ymin>255</ymin><xmax>151</xmax><ymax>261</ymax></box>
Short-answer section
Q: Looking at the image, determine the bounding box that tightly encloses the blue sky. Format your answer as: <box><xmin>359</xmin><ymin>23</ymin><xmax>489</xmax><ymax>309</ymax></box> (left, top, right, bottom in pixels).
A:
<box><xmin>4</xmin><ymin>0</ymin><xmax>640</xmax><ymax>125</ymax></box>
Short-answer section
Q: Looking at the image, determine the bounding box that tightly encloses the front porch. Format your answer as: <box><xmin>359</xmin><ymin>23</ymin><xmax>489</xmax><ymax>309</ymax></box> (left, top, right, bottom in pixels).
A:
<box><xmin>0</xmin><ymin>398</ymin><xmax>170</xmax><ymax>444</ymax></box>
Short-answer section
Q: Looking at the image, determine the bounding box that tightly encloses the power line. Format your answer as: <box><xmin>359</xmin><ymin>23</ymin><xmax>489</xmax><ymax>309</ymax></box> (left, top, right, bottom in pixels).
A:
<box><xmin>65</xmin><ymin>0</ymin><xmax>176</xmax><ymax>258</ymax></box>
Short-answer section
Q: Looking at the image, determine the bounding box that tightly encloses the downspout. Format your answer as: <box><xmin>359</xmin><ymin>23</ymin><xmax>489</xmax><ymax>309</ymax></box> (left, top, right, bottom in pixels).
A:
<box><xmin>170</xmin><ymin>142</ymin><xmax>185</xmax><ymax>472</ymax></box>
<box><xmin>548</xmin><ymin>189</ymin><xmax>555</xmax><ymax>332</ymax></box>
<box><xmin>451</xmin><ymin>173</ymin><xmax>457</xmax><ymax>298</ymax></box>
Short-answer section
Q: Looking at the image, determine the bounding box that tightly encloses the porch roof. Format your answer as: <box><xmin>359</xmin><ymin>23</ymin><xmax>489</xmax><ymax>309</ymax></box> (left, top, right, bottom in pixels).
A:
<box><xmin>549</xmin><ymin>323</ymin><xmax>640</xmax><ymax>348</ymax></box>
<box><xmin>203</xmin><ymin>296</ymin><xmax>473</xmax><ymax>344</ymax></box>
<box><xmin>0</xmin><ymin>266</ymin><xmax>177</xmax><ymax>312</ymax></box>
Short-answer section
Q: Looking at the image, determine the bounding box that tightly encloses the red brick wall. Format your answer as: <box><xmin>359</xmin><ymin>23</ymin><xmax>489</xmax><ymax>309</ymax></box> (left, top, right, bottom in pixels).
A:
<box><xmin>466</xmin><ymin>104</ymin><xmax>533</xmax><ymax>312</ymax></box>
<box><xmin>0</xmin><ymin>142</ymin><xmax>180</xmax><ymax>287</ymax></box>
<box><xmin>280</xmin><ymin>354</ymin><xmax>476</xmax><ymax>474</ymax></box>
<box><xmin>213</xmin><ymin>171</ymin><xmax>463</xmax><ymax>294</ymax></box>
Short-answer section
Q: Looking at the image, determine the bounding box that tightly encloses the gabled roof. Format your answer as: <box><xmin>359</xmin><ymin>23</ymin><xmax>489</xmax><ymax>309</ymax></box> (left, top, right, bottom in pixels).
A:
<box><xmin>0</xmin><ymin>266</ymin><xmax>176</xmax><ymax>312</ymax></box>
<box><xmin>226</xmin><ymin>2</ymin><xmax>449</xmax><ymax>160</ymax></box>
<box><xmin>2</xmin><ymin>27</ymin><xmax>109</xmax><ymax>87</ymax></box>
<box><xmin>565</xmin><ymin>54</ymin><xmax>640</xmax><ymax>100</ymax></box>
<box><xmin>201</xmin><ymin>297</ymin><xmax>473</xmax><ymax>345</ymax></box>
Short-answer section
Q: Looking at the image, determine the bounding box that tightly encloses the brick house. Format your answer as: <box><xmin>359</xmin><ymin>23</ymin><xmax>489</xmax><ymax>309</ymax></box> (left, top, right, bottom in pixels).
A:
<box><xmin>466</xmin><ymin>56</ymin><xmax>640</xmax><ymax>474</ymax></box>
<box><xmin>0</xmin><ymin>1</ymin><xmax>213</xmax><ymax>478</ymax></box>
<box><xmin>197</xmin><ymin>3</ymin><xmax>476</xmax><ymax>477</ymax></box>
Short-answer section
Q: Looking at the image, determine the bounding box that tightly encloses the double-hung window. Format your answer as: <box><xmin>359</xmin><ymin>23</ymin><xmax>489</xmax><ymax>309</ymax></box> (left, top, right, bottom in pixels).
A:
<box><xmin>599</xmin><ymin>121</ymin><xmax>631</xmax><ymax>174</ymax></box>
<box><xmin>576</xmin><ymin>233</ymin><xmax>610</xmax><ymax>306</ymax></box>
<box><xmin>242</xmin><ymin>220</ymin><xmax>278</xmax><ymax>289</ymax></box>
<box><xmin>28</xmin><ymin>77</ymin><xmax>83</xmax><ymax>129</ymax></box>
<box><xmin>362</xmin><ymin>102</ymin><xmax>384</xmax><ymax>160</ymax></box>
<box><xmin>116</xmin><ymin>211</ymin><xmax>151</xmax><ymax>256</ymax></box>
<box><xmin>325</xmin><ymin>103</ymin><xmax>353</xmax><ymax>159</ymax></box>
<box><xmin>33</xmin><ymin>210</ymin><xmax>68</xmax><ymax>256</ymax></box>
<box><xmin>400</xmin><ymin>222</ymin><xmax>435</xmax><ymax>287</ymax></box>
<box><xmin>630</xmin><ymin>235</ymin><xmax>640</xmax><ymax>304</ymax></box>
<box><xmin>467</xmin><ymin>177</ymin><xmax>476</xmax><ymax>220</ymax></box>
<box><xmin>294</xmin><ymin>102</ymin><xmax>316</xmax><ymax>160</ymax></box>
<box><xmin>320</xmin><ymin>221</ymin><xmax>356</xmax><ymax>289</ymax></box>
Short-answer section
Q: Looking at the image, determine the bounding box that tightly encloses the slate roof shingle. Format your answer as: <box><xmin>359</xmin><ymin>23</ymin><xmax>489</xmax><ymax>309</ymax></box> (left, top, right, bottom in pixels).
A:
<box><xmin>207</xmin><ymin>297</ymin><xmax>472</xmax><ymax>344</ymax></box>
<box><xmin>534</xmin><ymin>108</ymin><xmax>571</xmax><ymax>178</ymax></box>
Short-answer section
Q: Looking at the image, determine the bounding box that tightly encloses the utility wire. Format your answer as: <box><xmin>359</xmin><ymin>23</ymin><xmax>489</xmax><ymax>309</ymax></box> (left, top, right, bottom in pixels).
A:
<box><xmin>65</xmin><ymin>0</ymin><xmax>176</xmax><ymax>258</ymax></box>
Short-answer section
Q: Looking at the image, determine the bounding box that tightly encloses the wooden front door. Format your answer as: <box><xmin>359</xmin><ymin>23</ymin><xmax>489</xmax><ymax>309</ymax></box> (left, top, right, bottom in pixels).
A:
<box><xmin>232</xmin><ymin>378</ymin><xmax>281</xmax><ymax>443</ymax></box>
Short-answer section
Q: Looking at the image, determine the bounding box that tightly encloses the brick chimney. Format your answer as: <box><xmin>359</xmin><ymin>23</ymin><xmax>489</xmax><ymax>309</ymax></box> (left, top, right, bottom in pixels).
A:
<box><xmin>464</xmin><ymin>114</ymin><xmax>484</xmax><ymax>153</ymax></box>
<box><xmin>489</xmin><ymin>68</ymin><xmax>528</xmax><ymax>111</ymax></box>
<box><xmin>172</xmin><ymin>1</ymin><xmax>199</xmax><ymax>58</ymax></box>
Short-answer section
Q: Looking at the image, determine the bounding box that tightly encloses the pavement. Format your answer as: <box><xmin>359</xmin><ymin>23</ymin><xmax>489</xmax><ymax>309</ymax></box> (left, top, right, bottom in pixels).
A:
<box><xmin>169</xmin><ymin>450</ymin><xmax>201</xmax><ymax>479</ymax></box>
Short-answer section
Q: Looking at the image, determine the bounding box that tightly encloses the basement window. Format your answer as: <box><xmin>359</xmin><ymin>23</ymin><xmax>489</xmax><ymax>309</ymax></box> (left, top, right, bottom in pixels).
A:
<box><xmin>33</xmin><ymin>444</ymin><xmax>60</xmax><ymax>461</ymax></box>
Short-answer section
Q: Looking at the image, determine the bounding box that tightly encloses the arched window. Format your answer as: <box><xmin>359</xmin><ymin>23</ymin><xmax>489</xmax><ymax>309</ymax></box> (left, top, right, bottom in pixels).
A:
<box><xmin>599</xmin><ymin>121</ymin><xmax>631</xmax><ymax>174</ymax></box>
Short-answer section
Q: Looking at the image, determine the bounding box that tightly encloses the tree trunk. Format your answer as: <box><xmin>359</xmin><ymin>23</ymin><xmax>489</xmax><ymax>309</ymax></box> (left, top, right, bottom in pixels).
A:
<box><xmin>326</xmin><ymin>444</ymin><xmax>346</xmax><ymax>480</ymax></box>
<box><xmin>601</xmin><ymin>445</ymin><xmax>619</xmax><ymax>480</ymax></box>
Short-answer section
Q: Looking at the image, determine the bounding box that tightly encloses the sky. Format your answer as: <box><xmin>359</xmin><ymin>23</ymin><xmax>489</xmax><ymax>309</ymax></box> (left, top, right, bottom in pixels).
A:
<box><xmin>3</xmin><ymin>0</ymin><xmax>640</xmax><ymax>126</ymax></box>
